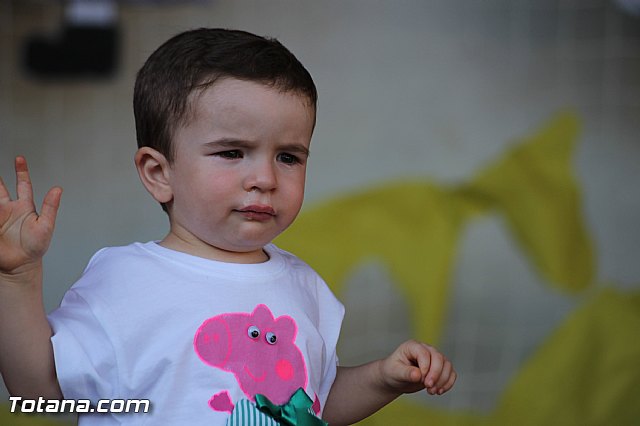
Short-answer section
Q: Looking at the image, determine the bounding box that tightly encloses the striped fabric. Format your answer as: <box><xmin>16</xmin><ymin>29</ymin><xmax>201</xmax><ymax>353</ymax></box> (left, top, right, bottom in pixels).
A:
<box><xmin>227</xmin><ymin>399</ymin><xmax>281</xmax><ymax>426</ymax></box>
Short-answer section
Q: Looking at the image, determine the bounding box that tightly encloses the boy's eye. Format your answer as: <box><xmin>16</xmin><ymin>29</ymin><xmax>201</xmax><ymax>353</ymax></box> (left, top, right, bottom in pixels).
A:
<box><xmin>277</xmin><ymin>153</ymin><xmax>300</xmax><ymax>165</ymax></box>
<box><xmin>216</xmin><ymin>150</ymin><xmax>243</xmax><ymax>159</ymax></box>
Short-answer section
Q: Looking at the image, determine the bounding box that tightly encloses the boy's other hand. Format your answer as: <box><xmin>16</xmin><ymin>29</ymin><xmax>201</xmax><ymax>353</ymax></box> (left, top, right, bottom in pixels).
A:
<box><xmin>0</xmin><ymin>156</ymin><xmax>61</xmax><ymax>276</ymax></box>
<box><xmin>379</xmin><ymin>339</ymin><xmax>456</xmax><ymax>397</ymax></box>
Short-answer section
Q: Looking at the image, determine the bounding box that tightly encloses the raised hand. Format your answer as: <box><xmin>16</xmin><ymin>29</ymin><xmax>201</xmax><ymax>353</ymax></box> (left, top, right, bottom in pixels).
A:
<box><xmin>0</xmin><ymin>156</ymin><xmax>62</xmax><ymax>275</ymax></box>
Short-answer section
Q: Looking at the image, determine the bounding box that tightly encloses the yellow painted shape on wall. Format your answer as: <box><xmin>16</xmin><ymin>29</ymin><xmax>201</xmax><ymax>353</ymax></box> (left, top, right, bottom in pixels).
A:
<box><xmin>277</xmin><ymin>111</ymin><xmax>593</xmax><ymax>347</ymax></box>
<box><xmin>0</xmin><ymin>405</ymin><xmax>72</xmax><ymax>426</ymax></box>
<box><xmin>279</xmin><ymin>182</ymin><xmax>473</xmax><ymax>344</ymax></box>
<box><xmin>465</xmin><ymin>112</ymin><xmax>594</xmax><ymax>292</ymax></box>
<box><xmin>493</xmin><ymin>288</ymin><xmax>640</xmax><ymax>425</ymax></box>
<box><xmin>276</xmin><ymin>111</ymin><xmax>614</xmax><ymax>424</ymax></box>
<box><xmin>337</xmin><ymin>288</ymin><xmax>640</xmax><ymax>425</ymax></box>
<box><xmin>351</xmin><ymin>397</ymin><xmax>483</xmax><ymax>426</ymax></box>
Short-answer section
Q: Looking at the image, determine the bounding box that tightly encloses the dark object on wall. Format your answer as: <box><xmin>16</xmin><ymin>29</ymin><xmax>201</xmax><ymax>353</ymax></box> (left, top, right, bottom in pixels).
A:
<box><xmin>24</xmin><ymin>24</ymin><xmax>119</xmax><ymax>78</ymax></box>
<box><xmin>23</xmin><ymin>0</ymin><xmax>119</xmax><ymax>79</ymax></box>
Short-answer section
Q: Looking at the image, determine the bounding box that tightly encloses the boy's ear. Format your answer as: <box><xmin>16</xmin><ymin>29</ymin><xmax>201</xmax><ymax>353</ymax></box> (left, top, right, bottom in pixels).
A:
<box><xmin>134</xmin><ymin>147</ymin><xmax>173</xmax><ymax>204</ymax></box>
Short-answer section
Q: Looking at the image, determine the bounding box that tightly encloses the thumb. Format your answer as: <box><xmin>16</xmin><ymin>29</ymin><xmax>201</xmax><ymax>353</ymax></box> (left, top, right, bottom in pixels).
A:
<box><xmin>401</xmin><ymin>365</ymin><xmax>423</xmax><ymax>383</ymax></box>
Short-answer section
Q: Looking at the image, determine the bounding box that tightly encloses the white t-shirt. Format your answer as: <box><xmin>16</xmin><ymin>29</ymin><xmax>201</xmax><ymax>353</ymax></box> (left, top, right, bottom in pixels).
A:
<box><xmin>48</xmin><ymin>242</ymin><xmax>344</xmax><ymax>425</ymax></box>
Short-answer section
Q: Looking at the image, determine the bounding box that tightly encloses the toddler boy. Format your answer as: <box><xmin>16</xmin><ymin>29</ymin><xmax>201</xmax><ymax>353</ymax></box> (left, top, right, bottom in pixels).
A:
<box><xmin>0</xmin><ymin>28</ymin><xmax>455</xmax><ymax>425</ymax></box>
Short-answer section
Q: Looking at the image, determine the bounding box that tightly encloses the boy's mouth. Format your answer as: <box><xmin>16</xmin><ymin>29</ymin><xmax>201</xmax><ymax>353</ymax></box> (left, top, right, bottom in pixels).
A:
<box><xmin>235</xmin><ymin>205</ymin><xmax>275</xmax><ymax>221</ymax></box>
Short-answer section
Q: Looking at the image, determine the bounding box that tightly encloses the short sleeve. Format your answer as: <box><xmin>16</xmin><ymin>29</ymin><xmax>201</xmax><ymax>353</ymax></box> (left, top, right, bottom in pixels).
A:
<box><xmin>48</xmin><ymin>290</ymin><xmax>118</xmax><ymax>403</ymax></box>
<box><xmin>315</xmin><ymin>280</ymin><xmax>345</xmax><ymax>410</ymax></box>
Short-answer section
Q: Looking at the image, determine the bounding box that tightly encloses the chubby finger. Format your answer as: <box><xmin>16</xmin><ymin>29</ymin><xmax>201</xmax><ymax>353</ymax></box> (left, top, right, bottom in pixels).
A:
<box><xmin>442</xmin><ymin>368</ymin><xmax>457</xmax><ymax>393</ymax></box>
<box><xmin>424</xmin><ymin>351</ymin><xmax>445</xmax><ymax>389</ymax></box>
<box><xmin>411</xmin><ymin>342</ymin><xmax>433</xmax><ymax>379</ymax></box>
<box><xmin>434</xmin><ymin>359</ymin><xmax>453</xmax><ymax>393</ymax></box>
<box><xmin>15</xmin><ymin>156</ymin><xmax>34</xmax><ymax>202</ymax></box>
<box><xmin>39</xmin><ymin>187</ymin><xmax>63</xmax><ymax>227</ymax></box>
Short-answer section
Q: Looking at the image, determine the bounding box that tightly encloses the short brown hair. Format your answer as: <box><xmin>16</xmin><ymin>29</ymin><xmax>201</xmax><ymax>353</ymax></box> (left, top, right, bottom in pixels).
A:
<box><xmin>133</xmin><ymin>28</ymin><xmax>317</xmax><ymax>163</ymax></box>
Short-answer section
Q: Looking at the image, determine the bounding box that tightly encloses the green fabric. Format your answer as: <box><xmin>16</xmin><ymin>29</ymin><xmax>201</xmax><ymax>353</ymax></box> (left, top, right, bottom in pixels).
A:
<box><xmin>255</xmin><ymin>388</ymin><xmax>327</xmax><ymax>426</ymax></box>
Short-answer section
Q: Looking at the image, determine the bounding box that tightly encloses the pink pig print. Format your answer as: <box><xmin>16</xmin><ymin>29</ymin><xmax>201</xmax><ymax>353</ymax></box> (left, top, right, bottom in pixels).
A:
<box><xmin>194</xmin><ymin>304</ymin><xmax>311</xmax><ymax>414</ymax></box>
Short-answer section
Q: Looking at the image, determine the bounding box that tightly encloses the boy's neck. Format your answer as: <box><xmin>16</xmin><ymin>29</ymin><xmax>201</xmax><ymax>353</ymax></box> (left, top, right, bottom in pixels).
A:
<box><xmin>158</xmin><ymin>233</ymin><xmax>269</xmax><ymax>264</ymax></box>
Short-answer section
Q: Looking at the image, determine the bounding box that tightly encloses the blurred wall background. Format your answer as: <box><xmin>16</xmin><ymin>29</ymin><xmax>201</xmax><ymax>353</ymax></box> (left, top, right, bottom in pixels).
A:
<box><xmin>1</xmin><ymin>0</ymin><xmax>639</xmax><ymax>424</ymax></box>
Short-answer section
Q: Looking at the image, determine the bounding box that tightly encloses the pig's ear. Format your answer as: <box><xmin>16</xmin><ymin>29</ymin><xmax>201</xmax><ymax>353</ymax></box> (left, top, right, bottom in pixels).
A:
<box><xmin>194</xmin><ymin>317</ymin><xmax>231</xmax><ymax>367</ymax></box>
<box><xmin>272</xmin><ymin>315</ymin><xmax>298</xmax><ymax>342</ymax></box>
<box><xmin>251</xmin><ymin>304</ymin><xmax>276</xmax><ymax>323</ymax></box>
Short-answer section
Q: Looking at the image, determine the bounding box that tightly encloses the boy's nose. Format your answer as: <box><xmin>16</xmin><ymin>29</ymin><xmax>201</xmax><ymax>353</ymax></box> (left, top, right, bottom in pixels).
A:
<box><xmin>243</xmin><ymin>161</ymin><xmax>277</xmax><ymax>192</ymax></box>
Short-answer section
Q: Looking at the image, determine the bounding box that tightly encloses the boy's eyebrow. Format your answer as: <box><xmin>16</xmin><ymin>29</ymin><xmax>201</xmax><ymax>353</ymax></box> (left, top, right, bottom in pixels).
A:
<box><xmin>204</xmin><ymin>139</ymin><xmax>310</xmax><ymax>157</ymax></box>
<box><xmin>203</xmin><ymin>139</ymin><xmax>253</xmax><ymax>149</ymax></box>
<box><xmin>280</xmin><ymin>144</ymin><xmax>310</xmax><ymax>157</ymax></box>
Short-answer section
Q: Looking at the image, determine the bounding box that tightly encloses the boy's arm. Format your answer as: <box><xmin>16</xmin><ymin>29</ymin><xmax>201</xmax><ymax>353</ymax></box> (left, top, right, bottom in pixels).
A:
<box><xmin>0</xmin><ymin>156</ymin><xmax>63</xmax><ymax>399</ymax></box>
<box><xmin>322</xmin><ymin>340</ymin><xmax>456</xmax><ymax>426</ymax></box>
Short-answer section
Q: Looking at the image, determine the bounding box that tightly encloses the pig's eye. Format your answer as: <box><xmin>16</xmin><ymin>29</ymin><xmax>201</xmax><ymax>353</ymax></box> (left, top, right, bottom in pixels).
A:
<box><xmin>265</xmin><ymin>332</ymin><xmax>277</xmax><ymax>345</ymax></box>
<box><xmin>248</xmin><ymin>326</ymin><xmax>260</xmax><ymax>339</ymax></box>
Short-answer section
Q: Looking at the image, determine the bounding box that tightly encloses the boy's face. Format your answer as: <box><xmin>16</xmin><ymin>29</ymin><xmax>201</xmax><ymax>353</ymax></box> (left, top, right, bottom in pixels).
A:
<box><xmin>162</xmin><ymin>78</ymin><xmax>315</xmax><ymax>263</ymax></box>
